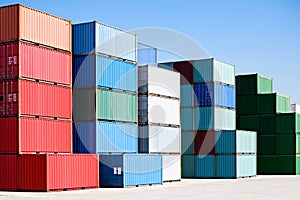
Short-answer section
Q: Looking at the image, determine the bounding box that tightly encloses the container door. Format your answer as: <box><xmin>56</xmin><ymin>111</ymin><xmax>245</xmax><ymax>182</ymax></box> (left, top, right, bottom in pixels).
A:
<box><xmin>0</xmin><ymin>81</ymin><xmax>5</xmax><ymax>115</ymax></box>
<box><xmin>0</xmin><ymin>44</ymin><xmax>5</xmax><ymax>78</ymax></box>
<box><xmin>6</xmin><ymin>43</ymin><xmax>19</xmax><ymax>79</ymax></box>
<box><xmin>6</xmin><ymin>80</ymin><xmax>18</xmax><ymax>116</ymax></box>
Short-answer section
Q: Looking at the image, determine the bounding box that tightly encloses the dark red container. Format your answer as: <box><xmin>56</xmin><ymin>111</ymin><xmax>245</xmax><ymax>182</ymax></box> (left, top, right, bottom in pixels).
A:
<box><xmin>194</xmin><ymin>130</ymin><xmax>216</xmax><ymax>155</ymax></box>
<box><xmin>0</xmin><ymin>79</ymin><xmax>71</xmax><ymax>119</ymax></box>
<box><xmin>19</xmin><ymin>154</ymin><xmax>99</xmax><ymax>191</ymax></box>
<box><xmin>0</xmin><ymin>117</ymin><xmax>71</xmax><ymax>154</ymax></box>
<box><xmin>0</xmin><ymin>155</ymin><xmax>17</xmax><ymax>190</ymax></box>
<box><xmin>0</xmin><ymin>42</ymin><xmax>71</xmax><ymax>85</ymax></box>
<box><xmin>173</xmin><ymin>61</ymin><xmax>194</xmax><ymax>84</ymax></box>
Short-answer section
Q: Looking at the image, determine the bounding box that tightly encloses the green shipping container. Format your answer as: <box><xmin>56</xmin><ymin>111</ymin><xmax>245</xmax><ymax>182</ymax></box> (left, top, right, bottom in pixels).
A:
<box><xmin>258</xmin><ymin>94</ymin><xmax>290</xmax><ymax>114</ymax></box>
<box><xmin>182</xmin><ymin>155</ymin><xmax>195</xmax><ymax>178</ymax></box>
<box><xmin>258</xmin><ymin>134</ymin><xmax>277</xmax><ymax>155</ymax></box>
<box><xmin>96</xmin><ymin>89</ymin><xmax>137</xmax><ymax>123</ymax></box>
<box><xmin>277</xmin><ymin>134</ymin><xmax>300</xmax><ymax>155</ymax></box>
<box><xmin>277</xmin><ymin>113</ymin><xmax>300</xmax><ymax>134</ymax></box>
<box><xmin>259</xmin><ymin>115</ymin><xmax>277</xmax><ymax>133</ymax></box>
<box><xmin>237</xmin><ymin>95</ymin><xmax>258</xmax><ymax>115</ymax></box>
<box><xmin>237</xmin><ymin>115</ymin><xmax>259</xmax><ymax>131</ymax></box>
<box><xmin>236</xmin><ymin>74</ymin><xmax>273</xmax><ymax>95</ymax></box>
<box><xmin>258</xmin><ymin>155</ymin><xmax>300</xmax><ymax>175</ymax></box>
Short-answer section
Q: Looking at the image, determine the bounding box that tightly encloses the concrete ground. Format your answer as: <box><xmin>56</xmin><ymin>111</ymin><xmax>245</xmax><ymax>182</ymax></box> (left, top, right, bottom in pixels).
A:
<box><xmin>0</xmin><ymin>176</ymin><xmax>299</xmax><ymax>200</ymax></box>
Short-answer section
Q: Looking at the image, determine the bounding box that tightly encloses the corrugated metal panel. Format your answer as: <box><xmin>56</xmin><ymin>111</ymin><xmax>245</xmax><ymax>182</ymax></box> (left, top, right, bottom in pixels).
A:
<box><xmin>180</xmin><ymin>85</ymin><xmax>194</xmax><ymax>107</ymax></box>
<box><xmin>0</xmin><ymin>155</ymin><xmax>17</xmax><ymax>190</ymax></box>
<box><xmin>138</xmin><ymin>65</ymin><xmax>180</xmax><ymax>98</ymax></box>
<box><xmin>138</xmin><ymin>96</ymin><xmax>180</xmax><ymax>125</ymax></box>
<box><xmin>0</xmin><ymin>79</ymin><xmax>71</xmax><ymax>119</ymax></box>
<box><xmin>238</xmin><ymin>115</ymin><xmax>259</xmax><ymax>131</ymax></box>
<box><xmin>173</xmin><ymin>61</ymin><xmax>194</xmax><ymax>84</ymax></box>
<box><xmin>72</xmin><ymin>22</ymin><xmax>95</xmax><ymax>55</ymax></box>
<box><xmin>213</xmin><ymin>59</ymin><xmax>235</xmax><ymax>86</ymax></box>
<box><xmin>0</xmin><ymin>117</ymin><xmax>71</xmax><ymax>153</ymax></box>
<box><xmin>0</xmin><ymin>5</ymin><xmax>72</xmax><ymax>51</ymax></box>
<box><xmin>73</xmin><ymin>55</ymin><xmax>96</xmax><ymax>88</ymax></box>
<box><xmin>181</xmin><ymin>155</ymin><xmax>194</xmax><ymax>178</ymax></box>
<box><xmin>162</xmin><ymin>154</ymin><xmax>181</xmax><ymax>182</ymax></box>
<box><xmin>138</xmin><ymin>125</ymin><xmax>180</xmax><ymax>153</ymax></box>
<box><xmin>138</xmin><ymin>43</ymin><xmax>157</xmax><ymax>66</ymax></box>
<box><xmin>236</xmin><ymin>154</ymin><xmax>256</xmax><ymax>178</ymax></box>
<box><xmin>97</xmin><ymin>89</ymin><xmax>137</xmax><ymax>123</ymax></box>
<box><xmin>277</xmin><ymin>113</ymin><xmax>300</xmax><ymax>134</ymax></box>
<box><xmin>193</xmin><ymin>59</ymin><xmax>213</xmax><ymax>83</ymax></box>
<box><xmin>258</xmin><ymin>93</ymin><xmax>290</xmax><ymax>114</ymax></box>
<box><xmin>195</xmin><ymin>155</ymin><xmax>215</xmax><ymax>178</ymax></box>
<box><xmin>277</xmin><ymin>134</ymin><xmax>296</xmax><ymax>155</ymax></box>
<box><xmin>214</xmin><ymin>107</ymin><xmax>236</xmax><ymax>130</ymax></box>
<box><xmin>0</xmin><ymin>42</ymin><xmax>71</xmax><ymax>85</ymax></box>
<box><xmin>194</xmin><ymin>107</ymin><xmax>214</xmax><ymax>130</ymax></box>
<box><xmin>72</xmin><ymin>88</ymin><xmax>96</xmax><ymax>121</ymax></box>
<box><xmin>194</xmin><ymin>131</ymin><xmax>216</xmax><ymax>155</ymax></box>
<box><xmin>73</xmin><ymin>121</ymin><xmax>138</xmax><ymax>154</ymax></box>
<box><xmin>216</xmin><ymin>155</ymin><xmax>236</xmax><ymax>178</ymax></box>
<box><xmin>258</xmin><ymin>134</ymin><xmax>277</xmax><ymax>155</ymax></box>
<box><xmin>19</xmin><ymin>154</ymin><xmax>99</xmax><ymax>191</ymax></box>
<box><xmin>215</xmin><ymin>130</ymin><xmax>236</xmax><ymax>154</ymax></box>
<box><xmin>99</xmin><ymin>154</ymin><xmax>162</xmax><ymax>187</ymax></box>
<box><xmin>259</xmin><ymin>115</ymin><xmax>276</xmax><ymax>133</ymax></box>
<box><xmin>97</xmin><ymin>56</ymin><xmax>137</xmax><ymax>92</ymax></box>
<box><xmin>237</xmin><ymin>95</ymin><xmax>258</xmax><ymax>115</ymax></box>
<box><xmin>236</xmin><ymin>74</ymin><xmax>273</xmax><ymax>95</ymax></box>
<box><xmin>158</xmin><ymin>62</ymin><xmax>173</xmax><ymax>71</ymax></box>
<box><xmin>236</xmin><ymin>130</ymin><xmax>257</xmax><ymax>154</ymax></box>
<box><xmin>181</xmin><ymin>107</ymin><xmax>193</xmax><ymax>131</ymax></box>
<box><xmin>258</xmin><ymin>155</ymin><xmax>296</xmax><ymax>175</ymax></box>
<box><xmin>181</xmin><ymin>131</ymin><xmax>195</xmax><ymax>154</ymax></box>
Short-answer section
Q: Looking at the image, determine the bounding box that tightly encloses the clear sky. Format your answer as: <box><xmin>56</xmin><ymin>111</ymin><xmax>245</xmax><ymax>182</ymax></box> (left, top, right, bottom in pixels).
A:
<box><xmin>1</xmin><ymin>0</ymin><xmax>300</xmax><ymax>103</ymax></box>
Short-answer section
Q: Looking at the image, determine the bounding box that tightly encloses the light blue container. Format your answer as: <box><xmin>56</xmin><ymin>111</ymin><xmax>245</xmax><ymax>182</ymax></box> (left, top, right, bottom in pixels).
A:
<box><xmin>73</xmin><ymin>55</ymin><xmax>137</xmax><ymax>92</ymax></box>
<box><xmin>73</xmin><ymin>121</ymin><xmax>138</xmax><ymax>154</ymax></box>
<box><xmin>194</xmin><ymin>107</ymin><xmax>213</xmax><ymax>130</ymax></box>
<box><xmin>181</xmin><ymin>85</ymin><xmax>194</xmax><ymax>107</ymax></box>
<box><xmin>193</xmin><ymin>58</ymin><xmax>235</xmax><ymax>86</ymax></box>
<box><xmin>158</xmin><ymin>62</ymin><xmax>173</xmax><ymax>71</ymax></box>
<box><xmin>195</xmin><ymin>155</ymin><xmax>215</xmax><ymax>178</ymax></box>
<box><xmin>236</xmin><ymin>154</ymin><xmax>257</xmax><ymax>178</ymax></box>
<box><xmin>181</xmin><ymin>155</ymin><xmax>195</xmax><ymax>178</ymax></box>
<box><xmin>73</xmin><ymin>21</ymin><xmax>137</xmax><ymax>62</ymax></box>
<box><xmin>181</xmin><ymin>131</ymin><xmax>195</xmax><ymax>155</ymax></box>
<box><xmin>181</xmin><ymin>108</ymin><xmax>194</xmax><ymax>131</ymax></box>
<box><xmin>138</xmin><ymin>43</ymin><xmax>157</xmax><ymax>66</ymax></box>
<box><xmin>236</xmin><ymin>130</ymin><xmax>257</xmax><ymax>154</ymax></box>
<box><xmin>99</xmin><ymin>154</ymin><xmax>162</xmax><ymax>187</ymax></box>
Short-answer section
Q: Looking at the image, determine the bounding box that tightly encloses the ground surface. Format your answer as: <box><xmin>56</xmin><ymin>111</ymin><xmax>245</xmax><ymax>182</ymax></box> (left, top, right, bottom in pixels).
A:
<box><xmin>0</xmin><ymin>176</ymin><xmax>298</xmax><ymax>200</ymax></box>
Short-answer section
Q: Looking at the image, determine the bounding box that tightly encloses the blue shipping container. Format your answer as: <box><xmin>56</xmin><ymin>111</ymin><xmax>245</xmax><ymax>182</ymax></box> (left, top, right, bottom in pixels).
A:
<box><xmin>99</xmin><ymin>154</ymin><xmax>162</xmax><ymax>187</ymax></box>
<box><xmin>181</xmin><ymin>85</ymin><xmax>194</xmax><ymax>107</ymax></box>
<box><xmin>195</xmin><ymin>155</ymin><xmax>215</xmax><ymax>178</ymax></box>
<box><xmin>181</xmin><ymin>132</ymin><xmax>195</xmax><ymax>155</ymax></box>
<box><xmin>215</xmin><ymin>130</ymin><xmax>236</xmax><ymax>154</ymax></box>
<box><xmin>181</xmin><ymin>155</ymin><xmax>195</xmax><ymax>178</ymax></box>
<box><xmin>194</xmin><ymin>82</ymin><xmax>235</xmax><ymax>109</ymax></box>
<box><xmin>216</xmin><ymin>155</ymin><xmax>236</xmax><ymax>178</ymax></box>
<box><xmin>73</xmin><ymin>121</ymin><xmax>138</xmax><ymax>154</ymax></box>
<box><xmin>138</xmin><ymin>43</ymin><xmax>158</xmax><ymax>66</ymax></box>
<box><xmin>181</xmin><ymin>108</ymin><xmax>194</xmax><ymax>131</ymax></box>
<box><xmin>73</xmin><ymin>21</ymin><xmax>137</xmax><ymax>62</ymax></box>
<box><xmin>158</xmin><ymin>62</ymin><xmax>173</xmax><ymax>71</ymax></box>
<box><xmin>73</xmin><ymin>55</ymin><xmax>137</xmax><ymax>92</ymax></box>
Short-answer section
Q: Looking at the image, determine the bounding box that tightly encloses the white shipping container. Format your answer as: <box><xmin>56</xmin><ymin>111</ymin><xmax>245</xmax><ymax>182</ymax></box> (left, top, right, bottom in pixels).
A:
<box><xmin>162</xmin><ymin>154</ymin><xmax>181</xmax><ymax>182</ymax></box>
<box><xmin>139</xmin><ymin>125</ymin><xmax>181</xmax><ymax>153</ymax></box>
<box><xmin>138</xmin><ymin>65</ymin><xmax>180</xmax><ymax>98</ymax></box>
<box><xmin>138</xmin><ymin>96</ymin><xmax>180</xmax><ymax>126</ymax></box>
<box><xmin>236</xmin><ymin>130</ymin><xmax>257</xmax><ymax>154</ymax></box>
<box><xmin>291</xmin><ymin>104</ymin><xmax>300</xmax><ymax>114</ymax></box>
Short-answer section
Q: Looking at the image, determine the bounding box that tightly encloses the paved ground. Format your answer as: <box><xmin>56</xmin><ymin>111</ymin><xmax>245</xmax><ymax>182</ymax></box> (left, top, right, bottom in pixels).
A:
<box><xmin>0</xmin><ymin>176</ymin><xmax>299</xmax><ymax>200</ymax></box>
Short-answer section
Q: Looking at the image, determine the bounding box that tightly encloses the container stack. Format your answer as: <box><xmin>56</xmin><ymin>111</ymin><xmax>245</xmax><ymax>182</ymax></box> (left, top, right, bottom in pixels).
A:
<box><xmin>0</xmin><ymin>4</ymin><xmax>99</xmax><ymax>191</ymax></box>
<box><xmin>72</xmin><ymin>21</ymin><xmax>162</xmax><ymax>187</ymax></box>
<box><xmin>137</xmin><ymin>43</ymin><xmax>158</xmax><ymax>66</ymax></box>
<box><xmin>159</xmin><ymin>58</ymin><xmax>257</xmax><ymax>178</ymax></box>
<box><xmin>138</xmin><ymin>65</ymin><xmax>181</xmax><ymax>182</ymax></box>
<box><xmin>236</xmin><ymin>74</ymin><xmax>300</xmax><ymax>174</ymax></box>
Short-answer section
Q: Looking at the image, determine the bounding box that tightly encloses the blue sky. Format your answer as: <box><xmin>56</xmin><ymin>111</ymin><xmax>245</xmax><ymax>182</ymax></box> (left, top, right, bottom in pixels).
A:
<box><xmin>1</xmin><ymin>0</ymin><xmax>300</xmax><ymax>103</ymax></box>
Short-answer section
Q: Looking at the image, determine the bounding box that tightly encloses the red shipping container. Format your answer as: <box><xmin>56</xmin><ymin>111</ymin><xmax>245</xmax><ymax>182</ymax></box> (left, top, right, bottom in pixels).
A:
<box><xmin>0</xmin><ymin>79</ymin><xmax>71</xmax><ymax>119</ymax></box>
<box><xmin>18</xmin><ymin>154</ymin><xmax>99</xmax><ymax>191</ymax></box>
<box><xmin>173</xmin><ymin>61</ymin><xmax>194</xmax><ymax>84</ymax></box>
<box><xmin>0</xmin><ymin>4</ymin><xmax>71</xmax><ymax>52</ymax></box>
<box><xmin>0</xmin><ymin>117</ymin><xmax>71</xmax><ymax>153</ymax></box>
<box><xmin>0</xmin><ymin>42</ymin><xmax>71</xmax><ymax>85</ymax></box>
<box><xmin>194</xmin><ymin>130</ymin><xmax>216</xmax><ymax>155</ymax></box>
<box><xmin>0</xmin><ymin>155</ymin><xmax>17</xmax><ymax>190</ymax></box>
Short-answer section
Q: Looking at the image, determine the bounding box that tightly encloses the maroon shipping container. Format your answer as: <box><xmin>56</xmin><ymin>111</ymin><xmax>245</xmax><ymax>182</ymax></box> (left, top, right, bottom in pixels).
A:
<box><xmin>173</xmin><ymin>61</ymin><xmax>194</xmax><ymax>84</ymax></box>
<box><xmin>19</xmin><ymin>154</ymin><xmax>99</xmax><ymax>191</ymax></box>
<box><xmin>0</xmin><ymin>42</ymin><xmax>71</xmax><ymax>85</ymax></box>
<box><xmin>0</xmin><ymin>155</ymin><xmax>17</xmax><ymax>190</ymax></box>
<box><xmin>194</xmin><ymin>130</ymin><xmax>216</xmax><ymax>155</ymax></box>
<box><xmin>0</xmin><ymin>79</ymin><xmax>71</xmax><ymax>119</ymax></box>
<box><xmin>0</xmin><ymin>154</ymin><xmax>99</xmax><ymax>191</ymax></box>
<box><xmin>0</xmin><ymin>117</ymin><xmax>71</xmax><ymax>153</ymax></box>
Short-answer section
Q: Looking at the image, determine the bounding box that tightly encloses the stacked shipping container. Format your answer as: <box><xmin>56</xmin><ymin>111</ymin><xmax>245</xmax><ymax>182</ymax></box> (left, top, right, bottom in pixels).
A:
<box><xmin>0</xmin><ymin>4</ymin><xmax>99</xmax><ymax>191</ymax></box>
<box><xmin>72</xmin><ymin>21</ymin><xmax>162</xmax><ymax>187</ymax></box>
<box><xmin>137</xmin><ymin>43</ymin><xmax>158</xmax><ymax>66</ymax></box>
<box><xmin>138</xmin><ymin>65</ymin><xmax>181</xmax><ymax>182</ymax></box>
<box><xmin>159</xmin><ymin>58</ymin><xmax>257</xmax><ymax>178</ymax></box>
<box><xmin>236</xmin><ymin>74</ymin><xmax>300</xmax><ymax>174</ymax></box>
